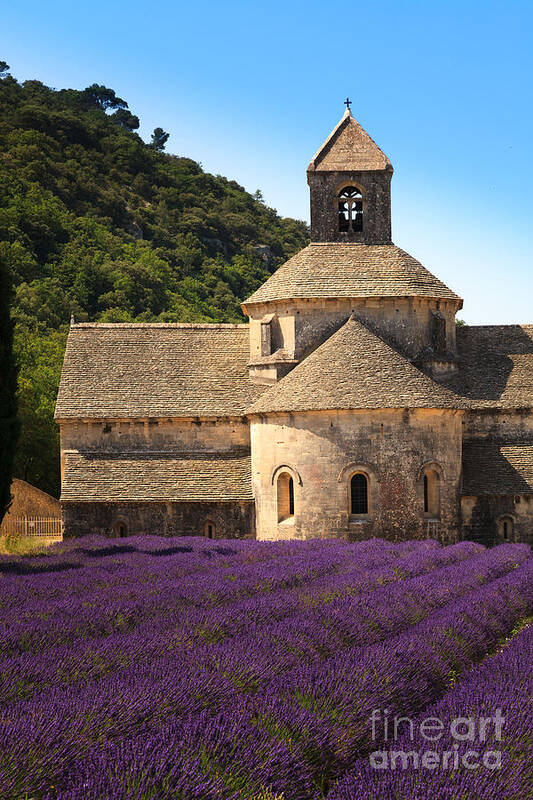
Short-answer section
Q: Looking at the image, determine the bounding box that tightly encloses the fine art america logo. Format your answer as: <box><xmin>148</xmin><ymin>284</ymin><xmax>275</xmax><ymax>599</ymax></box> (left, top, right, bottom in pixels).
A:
<box><xmin>369</xmin><ymin>709</ymin><xmax>505</xmax><ymax>771</ymax></box>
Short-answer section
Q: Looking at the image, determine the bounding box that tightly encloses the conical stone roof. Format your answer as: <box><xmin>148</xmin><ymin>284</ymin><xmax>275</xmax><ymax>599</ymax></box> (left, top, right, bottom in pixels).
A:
<box><xmin>243</xmin><ymin>243</ymin><xmax>462</xmax><ymax>306</ymax></box>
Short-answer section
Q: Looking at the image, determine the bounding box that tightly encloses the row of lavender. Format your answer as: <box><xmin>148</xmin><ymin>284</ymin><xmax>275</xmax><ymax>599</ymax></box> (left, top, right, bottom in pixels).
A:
<box><xmin>50</xmin><ymin>559</ymin><xmax>531</xmax><ymax>800</ymax></box>
<box><xmin>0</xmin><ymin>536</ymin><xmax>531</xmax><ymax>799</ymax></box>
<box><xmin>327</xmin><ymin>621</ymin><xmax>533</xmax><ymax>800</ymax></box>
<box><xmin>0</xmin><ymin>539</ymin><xmax>501</xmax><ymax>706</ymax></box>
<box><xmin>0</xmin><ymin>537</ymin><xmax>479</xmax><ymax>679</ymax></box>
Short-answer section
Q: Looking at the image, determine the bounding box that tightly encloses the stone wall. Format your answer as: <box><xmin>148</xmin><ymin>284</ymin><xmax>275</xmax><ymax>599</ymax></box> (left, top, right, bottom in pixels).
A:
<box><xmin>251</xmin><ymin>408</ymin><xmax>463</xmax><ymax>542</ymax></box>
<box><xmin>461</xmin><ymin>495</ymin><xmax>533</xmax><ymax>546</ymax></box>
<box><xmin>60</xmin><ymin>417</ymin><xmax>249</xmax><ymax>455</ymax></box>
<box><xmin>62</xmin><ymin>500</ymin><xmax>255</xmax><ymax>539</ymax></box>
<box><xmin>460</xmin><ymin>410</ymin><xmax>533</xmax><ymax>545</ymax></box>
<box><xmin>307</xmin><ymin>170</ymin><xmax>392</xmax><ymax>243</ymax></box>
<box><xmin>463</xmin><ymin>409</ymin><xmax>533</xmax><ymax>439</ymax></box>
<box><xmin>248</xmin><ymin>297</ymin><xmax>458</xmax><ymax>374</ymax></box>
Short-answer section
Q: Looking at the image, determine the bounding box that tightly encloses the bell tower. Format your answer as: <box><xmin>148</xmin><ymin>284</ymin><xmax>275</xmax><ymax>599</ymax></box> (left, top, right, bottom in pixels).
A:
<box><xmin>243</xmin><ymin>103</ymin><xmax>463</xmax><ymax>386</ymax></box>
<box><xmin>307</xmin><ymin>103</ymin><xmax>393</xmax><ymax>244</ymax></box>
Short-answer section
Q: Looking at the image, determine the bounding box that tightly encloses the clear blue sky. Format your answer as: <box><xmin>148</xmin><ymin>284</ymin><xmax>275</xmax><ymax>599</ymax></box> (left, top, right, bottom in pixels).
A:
<box><xmin>3</xmin><ymin>0</ymin><xmax>532</xmax><ymax>324</ymax></box>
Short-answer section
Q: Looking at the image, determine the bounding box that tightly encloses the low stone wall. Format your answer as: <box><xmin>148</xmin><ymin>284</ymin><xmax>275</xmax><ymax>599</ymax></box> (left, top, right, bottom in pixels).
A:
<box><xmin>61</xmin><ymin>501</ymin><xmax>255</xmax><ymax>539</ymax></box>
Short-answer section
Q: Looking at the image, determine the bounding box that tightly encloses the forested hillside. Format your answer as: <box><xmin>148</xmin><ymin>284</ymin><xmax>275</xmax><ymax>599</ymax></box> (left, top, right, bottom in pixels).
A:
<box><xmin>0</xmin><ymin>63</ymin><xmax>308</xmax><ymax>496</ymax></box>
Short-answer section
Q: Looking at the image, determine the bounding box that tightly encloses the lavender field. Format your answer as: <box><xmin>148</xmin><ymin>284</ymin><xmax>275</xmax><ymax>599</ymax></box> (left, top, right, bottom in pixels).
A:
<box><xmin>0</xmin><ymin>536</ymin><xmax>531</xmax><ymax>800</ymax></box>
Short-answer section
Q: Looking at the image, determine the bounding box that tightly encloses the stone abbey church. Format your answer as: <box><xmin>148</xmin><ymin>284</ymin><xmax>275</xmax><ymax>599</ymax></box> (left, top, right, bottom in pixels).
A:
<box><xmin>55</xmin><ymin>108</ymin><xmax>533</xmax><ymax>545</ymax></box>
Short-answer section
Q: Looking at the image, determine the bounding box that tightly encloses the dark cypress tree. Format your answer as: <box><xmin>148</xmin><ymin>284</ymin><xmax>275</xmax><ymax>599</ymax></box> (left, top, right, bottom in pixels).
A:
<box><xmin>0</xmin><ymin>254</ymin><xmax>19</xmax><ymax>524</ymax></box>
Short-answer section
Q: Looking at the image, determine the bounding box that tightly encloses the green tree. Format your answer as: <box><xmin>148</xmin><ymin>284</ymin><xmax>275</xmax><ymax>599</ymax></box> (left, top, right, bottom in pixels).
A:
<box><xmin>0</xmin><ymin>60</ymin><xmax>9</xmax><ymax>76</ymax></box>
<box><xmin>150</xmin><ymin>127</ymin><xmax>170</xmax><ymax>151</ymax></box>
<box><xmin>82</xmin><ymin>84</ymin><xmax>128</xmax><ymax>111</ymax></box>
<box><xmin>12</xmin><ymin>328</ymin><xmax>66</xmax><ymax>496</ymax></box>
<box><xmin>0</xmin><ymin>254</ymin><xmax>19</xmax><ymax>522</ymax></box>
<box><xmin>112</xmin><ymin>108</ymin><xmax>140</xmax><ymax>131</ymax></box>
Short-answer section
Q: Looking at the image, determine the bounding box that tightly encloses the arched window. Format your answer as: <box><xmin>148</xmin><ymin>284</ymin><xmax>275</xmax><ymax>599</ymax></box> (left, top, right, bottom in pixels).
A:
<box><xmin>350</xmin><ymin>473</ymin><xmax>368</xmax><ymax>515</ymax></box>
<box><xmin>338</xmin><ymin>186</ymin><xmax>363</xmax><ymax>233</ymax></box>
<box><xmin>423</xmin><ymin>469</ymin><xmax>440</xmax><ymax>519</ymax></box>
<box><xmin>497</xmin><ymin>516</ymin><xmax>514</xmax><ymax>541</ymax></box>
<box><xmin>277</xmin><ymin>472</ymin><xmax>295</xmax><ymax>522</ymax></box>
<box><xmin>116</xmin><ymin>522</ymin><xmax>127</xmax><ymax>538</ymax></box>
<box><xmin>203</xmin><ymin>520</ymin><xmax>216</xmax><ymax>539</ymax></box>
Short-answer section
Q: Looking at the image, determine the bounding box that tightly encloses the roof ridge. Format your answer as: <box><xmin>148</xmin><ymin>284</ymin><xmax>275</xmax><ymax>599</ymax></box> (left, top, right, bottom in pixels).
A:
<box><xmin>307</xmin><ymin>242</ymin><xmax>399</xmax><ymax>249</ymax></box>
<box><xmin>71</xmin><ymin>449</ymin><xmax>250</xmax><ymax>457</ymax></box>
<box><xmin>10</xmin><ymin>477</ymin><xmax>60</xmax><ymax>504</ymax></box>
<box><xmin>307</xmin><ymin>108</ymin><xmax>351</xmax><ymax>168</ymax></box>
<box><xmin>70</xmin><ymin>322</ymin><xmax>249</xmax><ymax>329</ymax></box>
<box><xmin>322</xmin><ymin>314</ymin><xmax>448</xmax><ymax>378</ymax></box>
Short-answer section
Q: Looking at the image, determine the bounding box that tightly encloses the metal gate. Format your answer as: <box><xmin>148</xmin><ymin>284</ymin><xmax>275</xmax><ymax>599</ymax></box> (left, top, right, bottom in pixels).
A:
<box><xmin>1</xmin><ymin>517</ymin><xmax>63</xmax><ymax>539</ymax></box>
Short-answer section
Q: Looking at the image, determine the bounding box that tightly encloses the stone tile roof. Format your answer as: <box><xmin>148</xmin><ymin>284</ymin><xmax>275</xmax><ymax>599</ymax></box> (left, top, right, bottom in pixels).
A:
<box><xmin>61</xmin><ymin>450</ymin><xmax>254</xmax><ymax>502</ymax></box>
<box><xmin>243</xmin><ymin>243</ymin><xmax>461</xmax><ymax>306</ymax></box>
<box><xmin>462</xmin><ymin>439</ymin><xmax>533</xmax><ymax>495</ymax></box>
<box><xmin>247</xmin><ymin>316</ymin><xmax>463</xmax><ymax>415</ymax></box>
<box><xmin>308</xmin><ymin>108</ymin><xmax>392</xmax><ymax>172</ymax></box>
<box><xmin>55</xmin><ymin>324</ymin><xmax>265</xmax><ymax>420</ymax></box>
<box><xmin>450</xmin><ymin>325</ymin><xmax>533</xmax><ymax>409</ymax></box>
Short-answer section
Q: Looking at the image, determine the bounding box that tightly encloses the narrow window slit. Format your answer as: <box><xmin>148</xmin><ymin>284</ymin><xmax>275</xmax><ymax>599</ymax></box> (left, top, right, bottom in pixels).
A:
<box><xmin>350</xmin><ymin>473</ymin><xmax>368</xmax><ymax>515</ymax></box>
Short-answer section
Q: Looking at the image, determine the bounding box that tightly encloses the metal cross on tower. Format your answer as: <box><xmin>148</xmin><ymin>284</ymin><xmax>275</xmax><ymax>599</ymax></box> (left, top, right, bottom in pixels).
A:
<box><xmin>344</xmin><ymin>97</ymin><xmax>351</xmax><ymax>110</ymax></box>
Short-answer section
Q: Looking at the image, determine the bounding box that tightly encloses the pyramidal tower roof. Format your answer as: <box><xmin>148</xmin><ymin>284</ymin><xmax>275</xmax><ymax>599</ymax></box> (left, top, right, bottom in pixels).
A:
<box><xmin>307</xmin><ymin>107</ymin><xmax>392</xmax><ymax>172</ymax></box>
